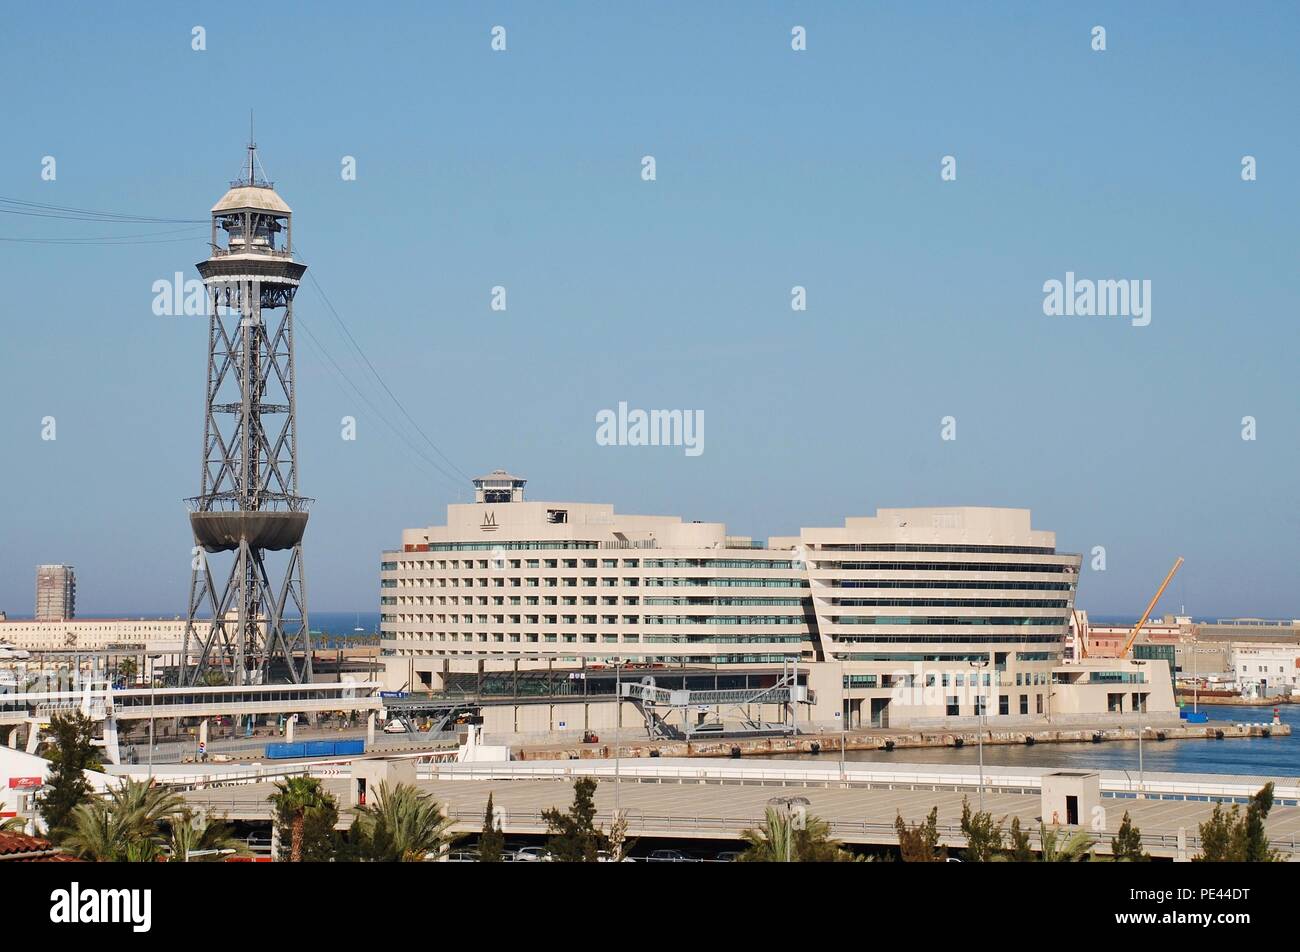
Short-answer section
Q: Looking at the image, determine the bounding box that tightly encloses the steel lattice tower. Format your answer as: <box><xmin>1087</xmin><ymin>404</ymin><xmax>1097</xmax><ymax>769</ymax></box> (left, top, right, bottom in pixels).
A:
<box><xmin>182</xmin><ymin>142</ymin><xmax>312</xmax><ymax>686</ymax></box>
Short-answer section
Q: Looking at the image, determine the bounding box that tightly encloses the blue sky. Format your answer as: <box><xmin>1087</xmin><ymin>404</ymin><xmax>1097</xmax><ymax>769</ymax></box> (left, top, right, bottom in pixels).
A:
<box><xmin>0</xmin><ymin>2</ymin><xmax>1296</xmax><ymax>617</ymax></box>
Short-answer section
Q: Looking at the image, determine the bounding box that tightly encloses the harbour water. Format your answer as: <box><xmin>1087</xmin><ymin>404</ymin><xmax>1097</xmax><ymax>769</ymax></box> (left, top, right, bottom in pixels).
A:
<box><xmin>783</xmin><ymin>704</ymin><xmax>1300</xmax><ymax>778</ymax></box>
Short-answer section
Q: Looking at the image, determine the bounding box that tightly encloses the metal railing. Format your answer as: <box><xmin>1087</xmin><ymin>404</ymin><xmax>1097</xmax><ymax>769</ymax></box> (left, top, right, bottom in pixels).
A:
<box><xmin>436</xmin><ymin>808</ymin><xmax>1299</xmax><ymax>857</ymax></box>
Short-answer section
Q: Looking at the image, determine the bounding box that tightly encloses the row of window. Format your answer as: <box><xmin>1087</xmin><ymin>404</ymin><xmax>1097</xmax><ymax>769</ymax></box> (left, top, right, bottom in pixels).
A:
<box><xmin>643</xmin><ymin>559</ymin><xmax>797</xmax><ymax>569</ymax></box>
<box><xmin>830</xmin><ymin>598</ymin><xmax>1070</xmax><ymax>609</ymax></box>
<box><xmin>834</xmin><ymin>633</ymin><xmax>1064</xmax><ymax>645</ymax></box>
<box><xmin>643</xmin><ymin>597</ymin><xmax>807</xmax><ymax>607</ymax></box>
<box><xmin>820</xmin><ymin>544</ymin><xmax>1057</xmax><ymax>555</ymax></box>
<box><xmin>642</xmin><ymin>615</ymin><xmax>807</xmax><ymax>625</ymax></box>
<box><xmin>837</xmin><ymin>580</ymin><xmax>1074</xmax><ymax>592</ymax></box>
<box><xmin>832</xmin><ymin>616</ymin><xmax>1068</xmax><ymax>626</ymax></box>
<box><xmin>824</xmin><ymin>562</ymin><xmax>1074</xmax><ymax>574</ymax></box>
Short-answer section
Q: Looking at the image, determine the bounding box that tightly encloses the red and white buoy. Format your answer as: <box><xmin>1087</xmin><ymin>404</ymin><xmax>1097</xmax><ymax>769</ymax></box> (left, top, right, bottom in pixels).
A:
<box><xmin>1274</xmin><ymin>707</ymin><xmax>1281</xmax><ymax>726</ymax></box>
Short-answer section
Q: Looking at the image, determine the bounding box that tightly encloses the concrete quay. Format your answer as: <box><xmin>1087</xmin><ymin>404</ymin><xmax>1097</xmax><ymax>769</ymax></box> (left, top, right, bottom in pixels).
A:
<box><xmin>510</xmin><ymin>720</ymin><xmax>1288</xmax><ymax>762</ymax></box>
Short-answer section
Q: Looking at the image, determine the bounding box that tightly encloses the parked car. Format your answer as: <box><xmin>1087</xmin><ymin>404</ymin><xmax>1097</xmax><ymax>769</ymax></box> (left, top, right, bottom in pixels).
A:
<box><xmin>446</xmin><ymin>850</ymin><xmax>479</xmax><ymax>862</ymax></box>
<box><xmin>645</xmin><ymin>849</ymin><xmax>691</xmax><ymax>863</ymax></box>
<box><xmin>513</xmin><ymin>846</ymin><xmax>551</xmax><ymax>862</ymax></box>
<box><xmin>715</xmin><ymin>850</ymin><xmax>743</xmax><ymax>862</ymax></box>
<box><xmin>383</xmin><ymin>719</ymin><xmax>407</xmax><ymax>734</ymax></box>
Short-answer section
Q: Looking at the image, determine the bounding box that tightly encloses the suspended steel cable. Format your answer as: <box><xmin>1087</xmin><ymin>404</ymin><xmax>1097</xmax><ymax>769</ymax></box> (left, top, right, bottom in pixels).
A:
<box><xmin>295</xmin><ymin>315</ymin><xmax>467</xmax><ymax>492</ymax></box>
<box><xmin>301</xmin><ymin>264</ymin><xmax>472</xmax><ymax>483</ymax></box>
<box><xmin>0</xmin><ymin>192</ymin><xmax>473</xmax><ymax>486</ymax></box>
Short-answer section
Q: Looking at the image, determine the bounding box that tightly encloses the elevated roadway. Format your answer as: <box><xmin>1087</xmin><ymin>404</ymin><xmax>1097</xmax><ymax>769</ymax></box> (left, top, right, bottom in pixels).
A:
<box><xmin>176</xmin><ymin>758</ymin><xmax>1300</xmax><ymax>860</ymax></box>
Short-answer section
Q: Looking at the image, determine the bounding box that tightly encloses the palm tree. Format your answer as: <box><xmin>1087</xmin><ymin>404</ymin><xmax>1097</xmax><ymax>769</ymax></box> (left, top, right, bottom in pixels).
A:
<box><xmin>350</xmin><ymin>781</ymin><xmax>455</xmax><ymax>862</ymax></box>
<box><xmin>740</xmin><ymin>807</ymin><xmax>857</xmax><ymax>862</ymax></box>
<box><xmin>166</xmin><ymin>809</ymin><xmax>246</xmax><ymax>862</ymax></box>
<box><xmin>62</xmin><ymin>779</ymin><xmax>185</xmax><ymax>861</ymax></box>
<box><xmin>0</xmin><ymin>816</ymin><xmax>27</xmax><ymax>833</ymax></box>
<box><xmin>269</xmin><ymin>776</ymin><xmax>334</xmax><ymax>863</ymax></box>
<box><xmin>108</xmin><ymin>777</ymin><xmax>187</xmax><ymax>833</ymax></box>
<box><xmin>1037</xmin><ymin>824</ymin><xmax>1094</xmax><ymax>862</ymax></box>
<box><xmin>741</xmin><ymin>807</ymin><xmax>798</xmax><ymax>862</ymax></box>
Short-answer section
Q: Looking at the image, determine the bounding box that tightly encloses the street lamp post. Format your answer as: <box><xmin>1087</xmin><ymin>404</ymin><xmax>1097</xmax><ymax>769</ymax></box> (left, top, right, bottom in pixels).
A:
<box><xmin>614</xmin><ymin>659</ymin><xmax>621</xmax><ymax>818</ymax></box>
<box><xmin>147</xmin><ymin>653</ymin><xmax>161</xmax><ymax>776</ymax></box>
<box><xmin>970</xmin><ymin>658</ymin><xmax>989</xmax><ymax>813</ymax></box>
<box><xmin>1138</xmin><ymin>722</ymin><xmax>1145</xmax><ymax>797</ymax></box>
<box><xmin>1134</xmin><ymin>660</ymin><xmax>1147</xmax><ymax>798</ymax></box>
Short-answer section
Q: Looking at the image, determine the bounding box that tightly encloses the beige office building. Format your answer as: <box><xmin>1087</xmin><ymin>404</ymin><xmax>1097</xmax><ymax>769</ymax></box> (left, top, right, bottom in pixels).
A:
<box><xmin>381</xmin><ymin>471</ymin><xmax>813</xmax><ymax>693</ymax></box>
<box><xmin>789</xmin><ymin>507</ymin><xmax>1091</xmax><ymax>727</ymax></box>
<box><xmin>0</xmin><ymin>618</ymin><xmax>187</xmax><ymax>652</ymax></box>
<box><xmin>34</xmin><ymin>564</ymin><xmax>75</xmax><ymax>622</ymax></box>
<box><xmin>380</xmin><ymin>474</ymin><xmax>1173</xmax><ymax>732</ymax></box>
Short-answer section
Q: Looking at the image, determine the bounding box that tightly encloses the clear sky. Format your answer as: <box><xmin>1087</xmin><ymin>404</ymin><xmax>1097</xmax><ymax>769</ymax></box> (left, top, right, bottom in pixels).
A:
<box><xmin>1</xmin><ymin>2</ymin><xmax>1296</xmax><ymax>618</ymax></box>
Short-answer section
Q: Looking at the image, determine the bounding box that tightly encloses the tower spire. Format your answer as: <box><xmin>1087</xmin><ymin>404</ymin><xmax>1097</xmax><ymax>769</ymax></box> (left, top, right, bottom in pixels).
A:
<box><xmin>247</xmin><ymin>109</ymin><xmax>256</xmax><ymax>186</ymax></box>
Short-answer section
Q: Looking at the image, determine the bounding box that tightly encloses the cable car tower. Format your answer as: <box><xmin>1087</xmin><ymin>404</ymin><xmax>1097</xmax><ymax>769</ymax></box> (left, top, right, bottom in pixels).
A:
<box><xmin>182</xmin><ymin>140</ymin><xmax>313</xmax><ymax>685</ymax></box>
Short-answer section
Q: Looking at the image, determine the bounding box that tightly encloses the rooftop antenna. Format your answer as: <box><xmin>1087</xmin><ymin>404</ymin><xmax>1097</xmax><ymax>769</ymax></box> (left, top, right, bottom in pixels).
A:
<box><xmin>247</xmin><ymin>109</ymin><xmax>256</xmax><ymax>186</ymax></box>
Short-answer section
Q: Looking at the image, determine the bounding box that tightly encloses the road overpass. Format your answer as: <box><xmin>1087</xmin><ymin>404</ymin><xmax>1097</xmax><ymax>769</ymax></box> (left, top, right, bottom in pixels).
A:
<box><xmin>175</xmin><ymin>757</ymin><xmax>1300</xmax><ymax>860</ymax></box>
<box><xmin>1</xmin><ymin>681</ymin><xmax>382</xmax><ymax>764</ymax></box>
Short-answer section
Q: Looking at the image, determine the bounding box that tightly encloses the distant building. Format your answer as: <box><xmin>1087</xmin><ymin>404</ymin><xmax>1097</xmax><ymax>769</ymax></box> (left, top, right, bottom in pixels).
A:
<box><xmin>0</xmin><ymin>618</ymin><xmax>186</xmax><ymax>652</ymax></box>
<box><xmin>1075</xmin><ymin>614</ymin><xmax>1193</xmax><ymax>660</ymax></box>
<box><xmin>381</xmin><ymin>473</ymin><xmax>1172</xmax><ymax>734</ymax></box>
<box><xmin>34</xmin><ymin>565</ymin><xmax>75</xmax><ymax>622</ymax></box>
<box><xmin>1230</xmin><ymin>643</ymin><xmax>1300</xmax><ymax>698</ymax></box>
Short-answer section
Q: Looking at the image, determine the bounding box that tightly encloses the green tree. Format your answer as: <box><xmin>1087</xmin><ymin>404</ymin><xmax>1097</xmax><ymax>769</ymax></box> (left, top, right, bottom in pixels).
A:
<box><xmin>37</xmin><ymin>710</ymin><xmax>101</xmax><ymax>839</ymax></box>
<box><xmin>62</xmin><ymin>778</ymin><xmax>186</xmax><ymax>861</ymax></box>
<box><xmin>1241</xmin><ymin>783</ymin><xmax>1277</xmax><ymax>862</ymax></box>
<box><xmin>118</xmin><ymin>658</ymin><xmax>138</xmax><ymax>683</ymax></box>
<box><xmin>1111</xmin><ymin>811</ymin><xmax>1149</xmax><ymax>861</ymax></box>
<box><xmin>740</xmin><ymin>807</ymin><xmax>858</xmax><ymax>862</ymax></box>
<box><xmin>1038</xmin><ymin>824</ymin><xmax>1093</xmax><ymax>862</ymax></box>
<box><xmin>350</xmin><ymin>781</ymin><xmax>454</xmax><ymax>862</ymax></box>
<box><xmin>895</xmin><ymin>807</ymin><xmax>944</xmax><ymax>862</ymax></box>
<box><xmin>959</xmin><ymin>797</ymin><xmax>1006</xmax><ymax>861</ymax></box>
<box><xmin>607</xmin><ymin>809</ymin><xmax>635</xmax><ymax>862</ymax></box>
<box><xmin>1195</xmin><ymin>783</ymin><xmax>1280</xmax><ymax>862</ymax></box>
<box><xmin>166</xmin><ymin>808</ymin><xmax>245</xmax><ymax>862</ymax></box>
<box><xmin>1008</xmin><ymin>817</ymin><xmax>1034</xmax><ymax>862</ymax></box>
<box><xmin>478</xmin><ymin>792</ymin><xmax>505</xmax><ymax>862</ymax></box>
<box><xmin>542</xmin><ymin>777</ymin><xmax>608</xmax><ymax>862</ymax></box>
<box><xmin>269</xmin><ymin>777</ymin><xmax>339</xmax><ymax>862</ymax></box>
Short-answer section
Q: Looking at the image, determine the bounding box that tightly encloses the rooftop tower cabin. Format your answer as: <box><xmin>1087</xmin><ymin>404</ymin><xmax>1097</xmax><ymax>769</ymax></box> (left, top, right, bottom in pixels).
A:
<box><xmin>473</xmin><ymin>470</ymin><xmax>527</xmax><ymax>504</ymax></box>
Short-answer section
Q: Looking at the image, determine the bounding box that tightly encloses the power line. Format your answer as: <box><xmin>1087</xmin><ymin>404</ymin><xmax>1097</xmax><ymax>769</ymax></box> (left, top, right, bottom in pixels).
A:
<box><xmin>0</xmin><ymin>195</ymin><xmax>206</xmax><ymax>224</ymax></box>
<box><xmin>0</xmin><ymin>192</ymin><xmax>473</xmax><ymax>486</ymax></box>
<box><xmin>295</xmin><ymin>314</ymin><xmax>466</xmax><ymax>492</ymax></box>
<box><xmin>300</xmin><ymin>260</ymin><xmax>472</xmax><ymax>483</ymax></box>
<box><xmin>0</xmin><ymin>227</ymin><xmax>207</xmax><ymax>245</ymax></box>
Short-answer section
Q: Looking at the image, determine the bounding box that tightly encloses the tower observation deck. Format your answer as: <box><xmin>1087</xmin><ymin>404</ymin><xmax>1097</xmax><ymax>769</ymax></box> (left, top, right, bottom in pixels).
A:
<box><xmin>182</xmin><ymin>141</ymin><xmax>313</xmax><ymax>686</ymax></box>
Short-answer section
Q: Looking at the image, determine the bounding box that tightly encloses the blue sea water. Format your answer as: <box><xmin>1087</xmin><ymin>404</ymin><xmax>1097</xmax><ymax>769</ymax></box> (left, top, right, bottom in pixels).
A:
<box><xmin>803</xmin><ymin>704</ymin><xmax>1300</xmax><ymax>779</ymax></box>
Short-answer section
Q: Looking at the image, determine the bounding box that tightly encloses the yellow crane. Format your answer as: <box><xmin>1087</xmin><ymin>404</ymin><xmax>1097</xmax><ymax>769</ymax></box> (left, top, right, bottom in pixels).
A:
<box><xmin>1120</xmin><ymin>556</ymin><xmax>1185</xmax><ymax>658</ymax></box>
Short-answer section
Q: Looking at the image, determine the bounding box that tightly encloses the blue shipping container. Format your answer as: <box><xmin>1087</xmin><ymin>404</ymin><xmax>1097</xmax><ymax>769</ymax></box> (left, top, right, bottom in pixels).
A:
<box><xmin>265</xmin><ymin>743</ymin><xmax>306</xmax><ymax>759</ymax></box>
